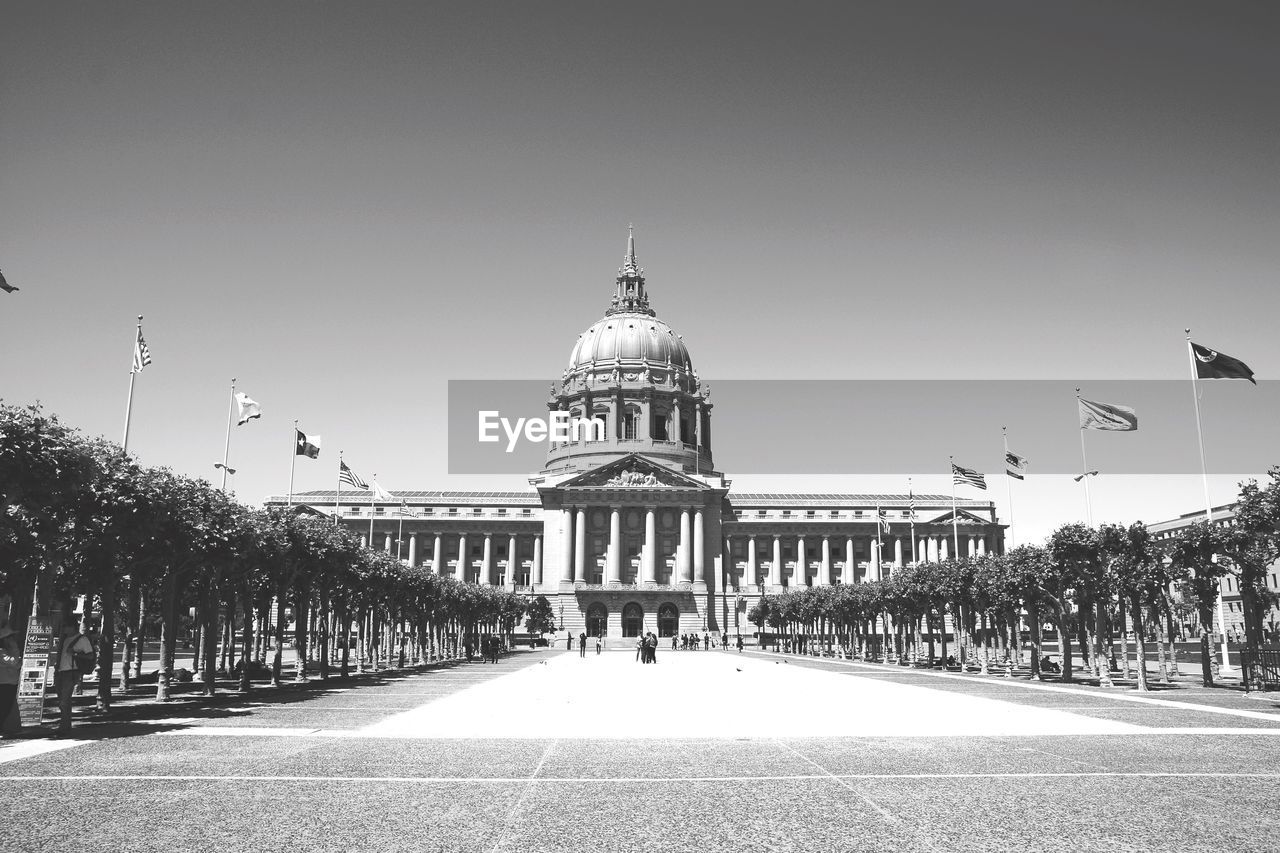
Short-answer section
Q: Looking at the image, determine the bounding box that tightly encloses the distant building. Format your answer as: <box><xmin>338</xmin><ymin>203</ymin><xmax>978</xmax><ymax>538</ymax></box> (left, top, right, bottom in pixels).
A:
<box><xmin>270</xmin><ymin>231</ymin><xmax>1005</xmax><ymax>642</ymax></box>
<box><xmin>1148</xmin><ymin>504</ymin><xmax>1280</xmax><ymax>640</ymax></box>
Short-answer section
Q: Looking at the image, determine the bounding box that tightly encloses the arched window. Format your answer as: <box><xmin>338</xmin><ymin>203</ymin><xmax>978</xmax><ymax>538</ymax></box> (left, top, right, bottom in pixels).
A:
<box><xmin>652</xmin><ymin>407</ymin><xmax>669</xmax><ymax>441</ymax></box>
<box><xmin>657</xmin><ymin>603</ymin><xmax>679</xmax><ymax>638</ymax></box>
<box><xmin>622</xmin><ymin>404</ymin><xmax>641</xmax><ymax>440</ymax></box>
<box><xmin>622</xmin><ymin>602</ymin><xmax>644</xmax><ymax>637</ymax></box>
<box><xmin>586</xmin><ymin>602</ymin><xmax>608</xmax><ymax>637</ymax></box>
<box><xmin>591</xmin><ymin>407</ymin><xmax>609</xmax><ymax>443</ymax></box>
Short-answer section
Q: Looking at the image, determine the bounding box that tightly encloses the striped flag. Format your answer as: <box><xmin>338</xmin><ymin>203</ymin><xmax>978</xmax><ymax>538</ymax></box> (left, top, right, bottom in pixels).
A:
<box><xmin>1004</xmin><ymin>450</ymin><xmax>1028</xmax><ymax>480</ymax></box>
<box><xmin>399</xmin><ymin>500</ymin><xmax>414</xmax><ymax>517</ymax></box>
<box><xmin>906</xmin><ymin>487</ymin><xmax>916</xmax><ymax>521</ymax></box>
<box><xmin>876</xmin><ymin>506</ymin><xmax>891</xmax><ymax>533</ymax></box>
<box><xmin>132</xmin><ymin>327</ymin><xmax>152</xmax><ymax>372</ymax></box>
<box><xmin>338</xmin><ymin>460</ymin><xmax>368</xmax><ymax>489</ymax></box>
<box><xmin>951</xmin><ymin>462</ymin><xmax>987</xmax><ymax>491</ymax></box>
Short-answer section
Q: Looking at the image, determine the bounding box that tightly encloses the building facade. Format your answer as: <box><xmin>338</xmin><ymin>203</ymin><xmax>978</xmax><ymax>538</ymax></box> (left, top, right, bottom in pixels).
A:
<box><xmin>271</xmin><ymin>231</ymin><xmax>1006</xmax><ymax>643</ymax></box>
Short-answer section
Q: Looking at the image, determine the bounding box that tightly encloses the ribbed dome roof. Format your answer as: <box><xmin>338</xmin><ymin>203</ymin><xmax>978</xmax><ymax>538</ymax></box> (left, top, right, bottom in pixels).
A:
<box><xmin>567</xmin><ymin>312</ymin><xmax>693</xmax><ymax>373</ymax></box>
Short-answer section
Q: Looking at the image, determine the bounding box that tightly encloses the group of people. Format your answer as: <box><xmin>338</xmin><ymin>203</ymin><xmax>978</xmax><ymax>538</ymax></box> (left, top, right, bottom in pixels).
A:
<box><xmin>0</xmin><ymin>617</ymin><xmax>96</xmax><ymax>738</ymax></box>
<box><xmin>634</xmin><ymin>632</ymin><xmax>660</xmax><ymax>664</ymax></box>
<box><xmin>674</xmin><ymin>632</ymin><xmax>712</xmax><ymax>651</ymax></box>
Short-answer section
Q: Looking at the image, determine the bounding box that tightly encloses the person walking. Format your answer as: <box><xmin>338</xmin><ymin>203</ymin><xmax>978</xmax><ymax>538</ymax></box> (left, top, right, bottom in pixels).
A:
<box><xmin>595</xmin><ymin>636</ymin><xmax>601</xmax><ymax>655</ymax></box>
<box><xmin>0</xmin><ymin>624</ymin><xmax>21</xmax><ymax>737</ymax></box>
<box><xmin>703</xmin><ymin>631</ymin><xmax>710</xmax><ymax>651</ymax></box>
<box><xmin>737</xmin><ymin>634</ymin><xmax>744</xmax><ymax>653</ymax></box>
<box><xmin>648</xmin><ymin>632</ymin><xmax>658</xmax><ymax>664</ymax></box>
<box><xmin>671</xmin><ymin>634</ymin><xmax>677</xmax><ymax>652</ymax></box>
<box><xmin>635</xmin><ymin>637</ymin><xmax>644</xmax><ymax>663</ymax></box>
<box><xmin>54</xmin><ymin>620</ymin><xmax>94</xmax><ymax>736</ymax></box>
<box><xmin>578</xmin><ymin>632</ymin><xmax>587</xmax><ymax>658</ymax></box>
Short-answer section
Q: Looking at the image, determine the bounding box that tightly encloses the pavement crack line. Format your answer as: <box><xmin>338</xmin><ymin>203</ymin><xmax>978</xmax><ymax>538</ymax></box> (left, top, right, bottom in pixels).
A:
<box><xmin>1018</xmin><ymin>746</ymin><xmax>1110</xmax><ymax>771</ymax></box>
<box><xmin>488</xmin><ymin>739</ymin><xmax>556</xmax><ymax>853</ymax></box>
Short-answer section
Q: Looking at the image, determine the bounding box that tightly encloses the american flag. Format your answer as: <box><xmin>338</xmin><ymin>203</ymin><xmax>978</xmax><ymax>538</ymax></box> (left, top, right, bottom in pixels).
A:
<box><xmin>399</xmin><ymin>500</ymin><xmax>414</xmax><ymax>517</ymax></box>
<box><xmin>876</xmin><ymin>506</ymin><xmax>891</xmax><ymax>533</ymax></box>
<box><xmin>339</xmin><ymin>460</ymin><xmax>368</xmax><ymax>490</ymax></box>
<box><xmin>906</xmin><ymin>486</ymin><xmax>916</xmax><ymax>522</ymax></box>
<box><xmin>132</xmin><ymin>328</ymin><xmax>152</xmax><ymax>372</ymax></box>
<box><xmin>951</xmin><ymin>462</ymin><xmax>987</xmax><ymax>491</ymax></box>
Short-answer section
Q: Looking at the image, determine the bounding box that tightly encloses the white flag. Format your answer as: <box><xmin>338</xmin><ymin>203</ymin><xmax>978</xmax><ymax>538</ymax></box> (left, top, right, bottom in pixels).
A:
<box><xmin>235</xmin><ymin>392</ymin><xmax>262</xmax><ymax>426</ymax></box>
<box><xmin>372</xmin><ymin>480</ymin><xmax>394</xmax><ymax>502</ymax></box>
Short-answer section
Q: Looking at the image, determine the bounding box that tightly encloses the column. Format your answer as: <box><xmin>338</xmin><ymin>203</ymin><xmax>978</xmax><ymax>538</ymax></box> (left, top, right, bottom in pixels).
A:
<box><xmin>432</xmin><ymin>533</ymin><xmax>443</xmax><ymax>574</ymax></box>
<box><xmin>894</xmin><ymin>536</ymin><xmax>903</xmax><ymax>567</ymax></box>
<box><xmin>678</xmin><ymin>508</ymin><xmax>692</xmax><ymax>585</ymax></box>
<box><xmin>871</xmin><ymin>539</ymin><xmax>881</xmax><ymax>581</ymax></box>
<box><xmin>723</xmin><ymin>536</ymin><xmax>733</xmax><ymax>591</ymax></box>
<box><xmin>642</xmin><ymin>507</ymin><xmax>657</xmax><ymax>586</ymax></box>
<box><xmin>747</xmin><ymin>535</ymin><xmax>758</xmax><ymax>589</ymax></box>
<box><xmin>384</xmin><ymin>533</ymin><xmax>392</xmax><ymax>553</ymax></box>
<box><xmin>574</xmin><ymin>508</ymin><xmax>587</xmax><ymax>584</ymax></box>
<box><xmin>408</xmin><ymin>532</ymin><xmax>417</xmax><ymax>566</ymax></box>
<box><xmin>482</xmin><ymin>533</ymin><xmax>493</xmax><ymax>585</ymax></box>
<box><xmin>533</xmin><ymin>535</ymin><xmax>543</xmax><ymax>585</ymax></box>
<box><xmin>927</xmin><ymin>536</ymin><xmax>938</xmax><ymax>563</ymax></box>
<box><xmin>561</xmin><ymin>508</ymin><xmax>574</xmax><ymax>584</ymax></box>
<box><xmin>771</xmin><ymin>535</ymin><xmax>782</xmax><ymax>588</ymax></box>
<box><xmin>977</xmin><ymin>536</ymin><xmax>987</xmax><ymax>556</ymax></box>
<box><xmin>845</xmin><ymin>536</ymin><xmax>854</xmax><ymax>583</ymax></box>
<box><xmin>508</xmin><ymin>534</ymin><xmax>518</xmax><ymax>588</ymax></box>
<box><xmin>819</xmin><ymin>536</ymin><xmax>831</xmax><ymax>585</ymax></box>
<box><xmin>795</xmin><ymin>535</ymin><xmax>806</xmax><ymax>587</ymax></box>
<box><xmin>673</xmin><ymin>400</ymin><xmax>682</xmax><ymax>444</ymax></box>
<box><xmin>968</xmin><ymin>534</ymin><xmax>976</xmax><ymax>558</ymax></box>
<box><xmin>607</xmin><ymin>507</ymin><xmax>622</xmax><ymax>586</ymax></box>
<box><xmin>693</xmin><ymin>508</ymin><xmax>705</xmax><ymax>587</ymax></box>
<box><xmin>940</xmin><ymin>537</ymin><xmax>949</xmax><ymax>561</ymax></box>
<box><xmin>457</xmin><ymin>533</ymin><xmax>468</xmax><ymax>581</ymax></box>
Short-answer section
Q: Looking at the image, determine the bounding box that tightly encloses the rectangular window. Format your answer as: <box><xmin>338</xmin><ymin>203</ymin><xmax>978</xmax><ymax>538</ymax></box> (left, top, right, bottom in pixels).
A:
<box><xmin>805</xmin><ymin>510</ymin><xmax>816</xmax><ymax>518</ymax></box>
<box><xmin>782</xmin><ymin>510</ymin><xmax>791</xmax><ymax>518</ymax></box>
<box><xmin>498</xmin><ymin>508</ymin><xmax>507</xmax><ymax>515</ymax></box>
<box><xmin>375</xmin><ymin>507</ymin><xmax>385</xmax><ymax>515</ymax></box>
<box><xmin>448</xmin><ymin>508</ymin><xmax>458</xmax><ymax>515</ymax></box>
<box><xmin>522</xmin><ymin>508</ymin><xmax>532</xmax><ymax>516</ymax></box>
<box><xmin>473</xmin><ymin>508</ymin><xmax>483</xmax><ymax>515</ymax></box>
<box><xmin>829</xmin><ymin>510</ymin><xmax>840</xmax><ymax>518</ymax></box>
<box><xmin>757</xmin><ymin>510</ymin><xmax>767</xmax><ymax>517</ymax></box>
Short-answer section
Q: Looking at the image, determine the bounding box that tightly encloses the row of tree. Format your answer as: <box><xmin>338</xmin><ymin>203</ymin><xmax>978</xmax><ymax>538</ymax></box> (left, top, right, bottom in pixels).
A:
<box><xmin>1</xmin><ymin>402</ymin><xmax>537</xmax><ymax>710</ymax></box>
<box><xmin>748</xmin><ymin>471</ymin><xmax>1280</xmax><ymax>691</ymax></box>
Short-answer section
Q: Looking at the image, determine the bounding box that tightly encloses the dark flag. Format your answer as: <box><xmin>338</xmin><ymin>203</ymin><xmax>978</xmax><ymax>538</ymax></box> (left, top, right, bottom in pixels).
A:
<box><xmin>0</xmin><ymin>270</ymin><xmax>17</xmax><ymax>293</ymax></box>
<box><xmin>295</xmin><ymin>429</ymin><xmax>321</xmax><ymax>458</ymax></box>
<box><xmin>1192</xmin><ymin>342</ymin><xmax>1256</xmax><ymax>385</ymax></box>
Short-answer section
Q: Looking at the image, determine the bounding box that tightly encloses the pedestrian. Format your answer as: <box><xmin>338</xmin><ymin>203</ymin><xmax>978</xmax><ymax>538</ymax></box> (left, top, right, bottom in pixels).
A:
<box><xmin>595</xmin><ymin>636</ymin><xmax>601</xmax><ymax>655</ymax></box>
<box><xmin>648</xmin><ymin>632</ymin><xmax>658</xmax><ymax>664</ymax></box>
<box><xmin>579</xmin><ymin>632</ymin><xmax>587</xmax><ymax>658</ymax></box>
<box><xmin>671</xmin><ymin>634</ymin><xmax>677</xmax><ymax>652</ymax></box>
<box><xmin>567</xmin><ymin>633</ymin><xmax>573</xmax><ymax>651</ymax></box>
<box><xmin>54</xmin><ymin>620</ymin><xmax>95</xmax><ymax>736</ymax></box>
<box><xmin>703</xmin><ymin>631</ymin><xmax>710</xmax><ymax>650</ymax></box>
<box><xmin>737</xmin><ymin>634</ymin><xmax>744</xmax><ymax>653</ymax></box>
<box><xmin>0</xmin><ymin>623</ymin><xmax>21</xmax><ymax>737</ymax></box>
<box><xmin>636</xmin><ymin>637</ymin><xmax>644</xmax><ymax>663</ymax></box>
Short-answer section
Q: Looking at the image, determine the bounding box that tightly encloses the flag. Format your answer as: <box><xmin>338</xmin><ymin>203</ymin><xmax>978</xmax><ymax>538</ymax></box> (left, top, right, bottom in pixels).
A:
<box><xmin>399</xmin><ymin>500</ymin><xmax>414</xmax><ymax>517</ymax></box>
<box><xmin>295</xmin><ymin>429</ymin><xmax>321</xmax><ymax>458</ymax></box>
<box><xmin>132</xmin><ymin>328</ymin><xmax>152</xmax><ymax>372</ymax></box>
<box><xmin>235</xmin><ymin>392</ymin><xmax>262</xmax><ymax>425</ymax></box>
<box><xmin>876</xmin><ymin>506</ymin><xmax>891</xmax><ymax>533</ymax></box>
<box><xmin>906</xmin><ymin>487</ymin><xmax>916</xmax><ymax>522</ymax></box>
<box><xmin>951</xmin><ymin>462</ymin><xmax>987</xmax><ymax>491</ymax></box>
<box><xmin>338</xmin><ymin>460</ymin><xmax>368</xmax><ymax>489</ymax></box>
<box><xmin>1074</xmin><ymin>470</ymin><xmax>1099</xmax><ymax>483</ymax></box>
<box><xmin>1191</xmin><ymin>342</ymin><xmax>1256</xmax><ymax>385</ymax></box>
<box><xmin>1004</xmin><ymin>450</ymin><xmax>1028</xmax><ymax>480</ymax></box>
<box><xmin>372</xmin><ymin>480</ymin><xmax>394</xmax><ymax>502</ymax></box>
<box><xmin>1078</xmin><ymin>398</ymin><xmax>1137</xmax><ymax>431</ymax></box>
<box><xmin>0</xmin><ymin>269</ymin><xmax>17</xmax><ymax>293</ymax></box>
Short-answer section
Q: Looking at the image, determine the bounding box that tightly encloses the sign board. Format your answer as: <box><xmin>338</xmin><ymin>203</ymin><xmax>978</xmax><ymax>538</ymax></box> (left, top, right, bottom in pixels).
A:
<box><xmin>17</xmin><ymin>611</ymin><xmax>59</xmax><ymax>728</ymax></box>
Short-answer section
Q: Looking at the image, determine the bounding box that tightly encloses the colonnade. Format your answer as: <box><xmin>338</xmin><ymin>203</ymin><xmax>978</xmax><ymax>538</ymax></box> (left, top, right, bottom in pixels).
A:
<box><xmin>558</xmin><ymin>504</ymin><xmax>707</xmax><ymax>588</ymax></box>
<box><xmin>360</xmin><ymin>529</ymin><xmax>544</xmax><ymax>589</ymax></box>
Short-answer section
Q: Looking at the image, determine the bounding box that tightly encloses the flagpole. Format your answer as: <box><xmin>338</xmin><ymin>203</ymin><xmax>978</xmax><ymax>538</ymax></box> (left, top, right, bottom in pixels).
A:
<box><xmin>369</xmin><ymin>473</ymin><xmax>376</xmax><ymax>548</ymax></box>
<box><xmin>288</xmin><ymin>420</ymin><xmax>298</xmax><ymax>508</ymax></box>
<box><xmin>121</xmin><ymin>315</ymin><xmax>142</xmax><ymax>454</ymax></box>
<box><xmin>908</xmin><ymin>477</ymin><xmax>916</xmax><ymax>564</ymax></box>
<box><xmin>875</xmin><ymin>505</ymin><xmax>883</xmax><ymax>581</ymax></box>
<box><xmin>949</xmin><ymin>457</ymin><xmax>960</xmax><ymax>562</ymax></box>
<box><xmin>219</xmin><ymin>378</ymin><xmax>236</xmax><ymax>493</ymax></box>
<box><xmin>1003</xmin><ymin>427</ymin><xmax>1016</xmax><ymax>549</ymax></box>
<box><xmin>1075</xmin><ymin>388</ymin><xmax>1094</xmax><ymax>527</ymax></box>
<box><xmin>335</xmin><ymin>451</ymin><xmax>343</xmax><ymax>527</ymax></box>
<box><xmin>1187</xmin><ymin>328</ymin><xmax>1233</xmax><ymax>674</ymax></box>
<box><xmin>397</xmin><ymin>509</ymin><xmax>405</xmax><ymax>562</ymax></box>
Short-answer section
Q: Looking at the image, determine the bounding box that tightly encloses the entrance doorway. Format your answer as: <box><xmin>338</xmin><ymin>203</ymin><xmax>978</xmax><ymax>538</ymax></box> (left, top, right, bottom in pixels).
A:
<box><xmin>622</xmin><ymin>603</ymin><xmax>644</xmax><ymax>637</ymax></box>
<box><xmin>657</xmin><ymin>603</ymin><xmax>679</xmax><ymax>637</ymax></box>
<box><xmin>586</xmin><ymin>603</ymin><xmax>608</xmax><ymax>638</ymax></box>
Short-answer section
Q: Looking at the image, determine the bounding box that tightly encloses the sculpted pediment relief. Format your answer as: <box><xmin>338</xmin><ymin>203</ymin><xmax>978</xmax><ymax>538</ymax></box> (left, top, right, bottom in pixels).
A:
<box><xmin>562</xmin><ymin>454</ymin><xmax>705</xmax><ymax>490</ymax></box>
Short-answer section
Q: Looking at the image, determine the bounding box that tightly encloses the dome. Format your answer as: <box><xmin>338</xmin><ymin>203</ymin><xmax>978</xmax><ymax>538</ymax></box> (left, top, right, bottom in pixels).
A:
<box><xmin>566</xmin><ymin>312</ymin><xmax>693</xmax><ymax>374</ymax></box>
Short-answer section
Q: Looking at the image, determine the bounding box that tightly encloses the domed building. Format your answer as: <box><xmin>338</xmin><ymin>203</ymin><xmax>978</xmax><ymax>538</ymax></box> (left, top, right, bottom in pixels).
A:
<box><xmin>275</xmin><ymin>229</ymin><xmax>1005</xmax><ymax>643</ymax></box>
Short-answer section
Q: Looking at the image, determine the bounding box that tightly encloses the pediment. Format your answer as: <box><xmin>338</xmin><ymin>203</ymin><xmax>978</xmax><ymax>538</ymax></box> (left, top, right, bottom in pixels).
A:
<box><xmin>923</xmin><ymin>509</ymin><xmax>990</xmax><ymax>526</ymax></box>
<box><xmin>561</xmin><ymin>454</ymin><xmax>707</xmax><ymax>490</ymax></box>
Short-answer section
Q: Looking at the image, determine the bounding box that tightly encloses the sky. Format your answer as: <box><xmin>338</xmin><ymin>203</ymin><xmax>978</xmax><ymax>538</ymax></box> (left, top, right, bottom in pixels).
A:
<box><xmin>2</xmin><ymin>2</ymin><xmax>1277</xmax><ymax>543</ymax></box>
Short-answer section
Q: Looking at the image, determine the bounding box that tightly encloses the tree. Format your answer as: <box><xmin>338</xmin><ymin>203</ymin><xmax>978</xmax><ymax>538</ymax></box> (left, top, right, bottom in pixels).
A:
<box><xmin>1223</xmin><ymin>467</ymin><xmax>1280</xmax><ymax>652</ymax></box>
<box><xmin>524</xmin><ymin>595</ymin><xmax>556</xmax><ymax>635</ymax></box>
<box><xmin>1169</xmin><ymin>521</ymin><xmax>1232</xmax><ymax>686</ymax></box>
<box><xmin>1101</xmin><ymin>522</ymin><xmax>1165</xmax><ymax>691</ymax></box>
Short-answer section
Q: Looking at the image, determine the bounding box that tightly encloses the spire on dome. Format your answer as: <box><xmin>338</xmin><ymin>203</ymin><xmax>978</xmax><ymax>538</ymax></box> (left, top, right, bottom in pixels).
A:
<box><xmin>609</xmin><ymin>224</ymin><xmax>652</xmax><ymax>315</ymax></box>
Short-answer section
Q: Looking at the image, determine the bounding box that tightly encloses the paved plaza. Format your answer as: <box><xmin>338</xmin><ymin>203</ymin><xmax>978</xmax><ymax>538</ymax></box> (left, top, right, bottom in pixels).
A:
<box><xmin>5</xmin><ymin>648</ymin><xmax>1280</xmax><ymax>852</ymax></box>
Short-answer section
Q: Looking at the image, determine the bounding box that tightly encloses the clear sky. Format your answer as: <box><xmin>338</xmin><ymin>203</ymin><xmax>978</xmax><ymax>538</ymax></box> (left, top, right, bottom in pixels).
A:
<box><xmin>2</xmin><ymin>2</ymin><xmax>1276</xmax><ymax>543</ymax></box>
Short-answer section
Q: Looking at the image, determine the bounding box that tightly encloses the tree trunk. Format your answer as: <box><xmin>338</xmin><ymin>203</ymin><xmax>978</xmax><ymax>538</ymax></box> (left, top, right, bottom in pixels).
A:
<box><xmin>1029</xmin><ymin>603</ymin><xmax>1042</xmax><ymax>679</ymax></box>
<box><xmin>1153</xmin><ymin>607</ymin><xmax>1171</xmax><ymax>686</ymax></box>
<box><xmin>156</xmin><ymin>573</ymin><xmax>179</xmax><ymax>702</ymax></box>
<box><xmin>96</xmin><ymin>573</ymin><xmax>117</xmax><ymax>711</ymax></box>
<box><xmin>1130</xmin><ymin>596</ymin><xmax>1149</xmax><ymax>692</ymax></box>
<box><xmin>271</xmin><ymin>594</ymin><xmax>285</xmax><ymax>687</ymax></box>
<box><xmin>1165</xmin><ymin>603</ymin><xmax>1180</xmax><ymax>677</ymax></box>
<box><xmin>1198</xmin><ymin>604</ymin><xmax>1216</xmax><ymax>687</ymax></box>
<box><xmin>1056</xmin><ymin>609</ymin><xmax>1074</xmax><ymax>682</ymax></box>
<box><xmin>200</xmin><ymin>586</ymin><xmax>217</xmax><ymax>696</ymax></box>
<box><xmin>239</xmin><ymin>592</ymin><xmax>254</xmax><ymax>693</ymax></box>
<box><xmin>1119</xmin><ymin>597</ymin><xmax>1132</xmax><ymax>681</ymax></box>
<box><xmin>1095</xmin><ymin>600</ymin><xmax>1113</xmax><ymax>688</ymax></box>
<box><xmin>318</xmin><ymin>591</ymin><xmax>331</xmax><ymax>681</ymax></box>
<box><xmin>293</xmin><ymin>586</ymin><xmax>309</xmax><ymax>682</ymax></box>
<box><xmin>119</xmin><ymin>577</ymin><xmax>139</xmax><ymax>693</ymax></box>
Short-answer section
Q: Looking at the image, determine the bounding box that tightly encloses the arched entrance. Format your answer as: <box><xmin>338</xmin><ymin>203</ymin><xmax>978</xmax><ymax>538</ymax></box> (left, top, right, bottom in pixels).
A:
<box><xmin>586</xmin><ymin>602</ymin><xmax>608</xmax><ymax>638</ymax></box>
<box><xmin>622</xmin><ymin>602</ymin><xmax>644</xmax><ymax>637</ymax></box>
<box><xmin>657</xmin><ymin>603</ymin><xmax>679</xmax><ymax>638</ymax></box>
